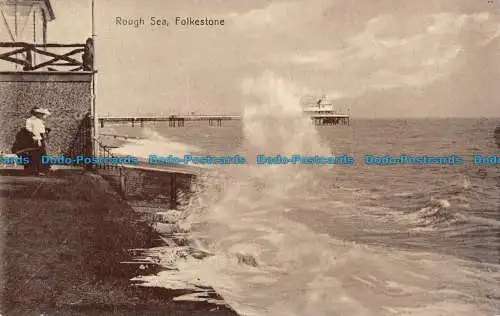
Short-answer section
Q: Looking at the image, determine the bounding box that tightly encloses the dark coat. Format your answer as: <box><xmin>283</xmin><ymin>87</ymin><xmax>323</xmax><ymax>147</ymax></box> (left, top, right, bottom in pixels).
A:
<box><xmin>11</xmin><ymin>128</ymin><xmax>39</xmax><ymax>155</ymax></box>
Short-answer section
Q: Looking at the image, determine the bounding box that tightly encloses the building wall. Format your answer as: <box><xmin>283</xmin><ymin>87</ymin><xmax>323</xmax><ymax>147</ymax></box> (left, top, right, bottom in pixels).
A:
<box><xmin>0</xmin><ymin>71</ymin><xmax>92</xmax><ymax>155</ymax></box>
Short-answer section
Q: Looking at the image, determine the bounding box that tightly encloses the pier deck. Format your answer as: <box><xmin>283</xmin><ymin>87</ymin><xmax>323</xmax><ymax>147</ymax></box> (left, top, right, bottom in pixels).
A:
<box><xmin>99</xmin><ymin>115</ymin><xmax>241</xmax><ymax>127</ymax></box>
<box><xmin>99</xmin><ymin>114</ymin><xmax>350</xmax><ymax>127</ymax></box>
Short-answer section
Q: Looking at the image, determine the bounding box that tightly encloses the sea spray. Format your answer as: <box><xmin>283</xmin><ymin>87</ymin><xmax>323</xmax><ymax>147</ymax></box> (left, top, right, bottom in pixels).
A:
<box><xmin>135</xmin><ymin>73</ymin><xmax>500</xmax><ymax>316</ymax></box>
<box><xmin>111</xmin><ymin>127</ymin><xmax>202</xmax><ymax>159</ymax></box>
<box><xmin>240</xmin><ymin>72</ymin><xmax>330</xmax><ymax>157</ymax></box>
<box><xmin>174</xmin><ymin>73</ymin><xmax>370</xmax><ymax>315</ymax></box>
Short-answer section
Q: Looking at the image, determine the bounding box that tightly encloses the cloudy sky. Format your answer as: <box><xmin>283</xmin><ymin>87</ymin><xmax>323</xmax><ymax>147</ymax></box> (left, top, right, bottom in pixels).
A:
<box><xmin>49</xmin><ymin>0</ymin><xmax>499</xmax><ymax>117</ymax></box>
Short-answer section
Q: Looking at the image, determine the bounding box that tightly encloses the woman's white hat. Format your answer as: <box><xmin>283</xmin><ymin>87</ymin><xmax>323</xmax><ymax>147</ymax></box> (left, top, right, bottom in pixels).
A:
<box><xmin>31</xmin><ymin>107</ymin><xmax>51</xmax><ymax>116</ymax></box>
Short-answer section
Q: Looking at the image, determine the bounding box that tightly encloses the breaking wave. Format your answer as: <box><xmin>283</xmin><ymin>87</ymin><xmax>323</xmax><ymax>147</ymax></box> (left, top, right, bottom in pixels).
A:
<box><xmin>134</xmin><ymin>72</ymin><xmax>500</xmax><ymax>316</ymax></box>
<box><xmin>110</xmin><ymin>127</ymin><xmax>202</xmax><ymax>159</ymax></box>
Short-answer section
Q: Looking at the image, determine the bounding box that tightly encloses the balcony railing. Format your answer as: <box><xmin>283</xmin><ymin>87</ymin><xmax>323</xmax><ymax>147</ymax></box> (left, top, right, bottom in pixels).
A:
<box><xmin>0</xmin><ymin>38</ymin><xmax>94</xmax><ymax>71</ymax></box>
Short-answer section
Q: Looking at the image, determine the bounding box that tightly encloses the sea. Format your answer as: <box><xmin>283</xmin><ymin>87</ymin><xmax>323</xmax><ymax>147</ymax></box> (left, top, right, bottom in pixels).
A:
<box><xmin>100</xmin><ymin>76</ymin><xmax>499</xmax><ymax>316</ymax></box>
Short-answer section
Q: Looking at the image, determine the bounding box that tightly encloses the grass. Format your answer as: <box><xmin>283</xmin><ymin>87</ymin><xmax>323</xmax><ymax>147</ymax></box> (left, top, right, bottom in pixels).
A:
<box><xmin>0</xmin><ymin>169</ymin><xmax>237</xmax><ymax>315</ymax></box>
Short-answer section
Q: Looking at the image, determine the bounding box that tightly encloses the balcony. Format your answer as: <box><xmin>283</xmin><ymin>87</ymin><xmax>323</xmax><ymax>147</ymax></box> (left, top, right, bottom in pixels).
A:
<box><xmin>0</xmin><ymin>38</ymin><xmax>93</xmax><ymax>72</ymax></box>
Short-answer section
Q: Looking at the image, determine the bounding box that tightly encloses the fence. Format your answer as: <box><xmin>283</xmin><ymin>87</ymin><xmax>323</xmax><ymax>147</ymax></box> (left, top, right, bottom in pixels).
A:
<box><xmin>92</xmin><ymin>136</ymin><xmax>195</xmax><ymax>209</ymax></box>
<box><xmin>67</xmin><ymin>113</ymin><xmax>195</xmax><ymax>208</ymax></box>
<box><xmin>0</xmin><ymin>38</ymin><xmax>94</xmax><ymax>71</ymax></box>
<box><xmin>66</xmin><ymin>113</ymin><xmax>93</xmax><ymax>162</ymax></box>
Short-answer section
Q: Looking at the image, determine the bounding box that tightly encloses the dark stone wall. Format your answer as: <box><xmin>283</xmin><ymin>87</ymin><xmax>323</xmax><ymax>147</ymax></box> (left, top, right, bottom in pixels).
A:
<box><xmin>0</xmin><ymin>72</ymin><xmax>92</xmax><ymax>155</ymax></box>
<box><xmin>98</xmin><ymin>167</ymin><xmax>195</xmax><ymax>209</ymax></box>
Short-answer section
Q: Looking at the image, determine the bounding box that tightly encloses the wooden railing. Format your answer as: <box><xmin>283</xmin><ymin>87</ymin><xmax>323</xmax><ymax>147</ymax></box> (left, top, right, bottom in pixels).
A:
<box><xmin>93</xmin><ymin>136</ymin><xmax>122</xmax><ymax>171</ymax></box>
<box><xmin>67</xmin><ymin>113</ymin><xmax>93</xmax><ymax>162</ymax></box>
<box><xmin>0</xmin><ymin>38</ymin><xmax>94</xmax><ymax>71</ymax></box>
<box><xmin>92</xmin><ymin>136</ymin><xmax>186</xmax><ymax>208</ymax></box>
<box><xmin>91</xmin><ymin>136</ymin><xmax>129</xmax><ymax>200</ymax></box>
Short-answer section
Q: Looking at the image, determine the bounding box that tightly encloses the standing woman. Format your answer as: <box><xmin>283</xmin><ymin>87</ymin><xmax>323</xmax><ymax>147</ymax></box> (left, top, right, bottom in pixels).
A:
<box><xmin>15</xmin><ymin>107</ymin><xmax>52</xmax><ymax>175</ymax></box>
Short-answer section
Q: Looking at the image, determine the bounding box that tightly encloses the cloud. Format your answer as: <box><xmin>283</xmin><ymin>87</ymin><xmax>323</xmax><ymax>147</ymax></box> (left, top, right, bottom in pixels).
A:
<box><xmin>274</xmin><ymin>11</ymin><xmax>499</xmax><ymax>99</ymax></box>
<box><xmin>227</xmin><ymin>0</ymin><xmax>328</xmax><ymax>32</ymax></box>
<box><xmin>289</xmin><ymin>51</ymin><xmax>333</xmax><ymax>65</ymax></box>
<box><xmin>48</xmin><ymin>0</ymin><xmax>499</xmax><ymax>117</ymax></box>
<box><xmin>427</xmin><ymin>12</ymin><xmax>488</xmax><ymax>34</ymax></box>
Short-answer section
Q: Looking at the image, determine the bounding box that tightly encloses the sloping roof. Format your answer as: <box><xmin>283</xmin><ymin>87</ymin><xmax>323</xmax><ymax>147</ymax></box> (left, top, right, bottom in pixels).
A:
<box><xmin>43</xmin><ymin>0</ymin><xmax>55</xmax><ymax>21</ymax></box>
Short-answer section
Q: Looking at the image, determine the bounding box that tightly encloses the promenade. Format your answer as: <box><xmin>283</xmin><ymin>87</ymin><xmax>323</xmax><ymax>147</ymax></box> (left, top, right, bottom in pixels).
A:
<box><xmin>0</xmin><ymin>169</ymin><xmax>236</xmax><ymax>316</ymax></box>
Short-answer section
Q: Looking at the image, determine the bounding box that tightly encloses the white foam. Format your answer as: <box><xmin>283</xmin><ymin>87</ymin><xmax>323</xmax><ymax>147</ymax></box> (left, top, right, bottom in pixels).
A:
<box><xmin>110</xmin><ymin>127</ymin><xmax>201</xmax><ymax>158</ymax></box>
<box><xmin>134</xmin><ymin>72</ymin><xmax>500</xmax><ymax>316</ymax></box>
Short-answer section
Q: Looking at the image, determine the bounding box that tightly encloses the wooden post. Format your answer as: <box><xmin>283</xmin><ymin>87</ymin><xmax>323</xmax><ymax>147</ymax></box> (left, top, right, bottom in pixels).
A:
<box><xmin>91</xmin><ymin>0</ymin><xmax>98</xmax><ymax>162</ymax></box>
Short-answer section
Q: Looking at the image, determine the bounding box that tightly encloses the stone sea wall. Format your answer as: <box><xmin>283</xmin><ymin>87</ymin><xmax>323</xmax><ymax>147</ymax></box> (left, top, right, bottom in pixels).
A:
<box><xmin>98</xmin><ymin>167</ymin><xmax>195</xmax><ymax>209</ymax></box>
<box><xmin>0</xmin><ymin>72</ymin><xmax>92</xmax><ymax>155</ymax></box>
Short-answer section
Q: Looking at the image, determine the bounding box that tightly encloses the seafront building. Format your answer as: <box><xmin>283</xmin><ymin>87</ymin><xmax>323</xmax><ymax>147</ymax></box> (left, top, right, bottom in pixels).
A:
<box><xmin>0</xmin><ymin>0</ymin><xmax>54</xmax><ymax>43</ymax></box>
<box><xmin>0</xmin><ymin>0</ymin><xmax>188</xmax><ymax>206</ymax></box>
<box><xmin>0</xmin><ymin>0</ymin><xmax>94</xmax><ymax>158</ymax></box>
<box><xmin>0</xmin><ymin>0</ymin><xmax>55</xmax><ymax>70</ymax></box>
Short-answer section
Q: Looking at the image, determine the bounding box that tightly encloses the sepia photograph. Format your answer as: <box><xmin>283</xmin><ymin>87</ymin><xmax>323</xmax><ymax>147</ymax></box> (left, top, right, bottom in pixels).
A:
<box><xmin>0</xmin><ymin>0</ymin><xmax>499</xmax><ymax>315</ymax></box>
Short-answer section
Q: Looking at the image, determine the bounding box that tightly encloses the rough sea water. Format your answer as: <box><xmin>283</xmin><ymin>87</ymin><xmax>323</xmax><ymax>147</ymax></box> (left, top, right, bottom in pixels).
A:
<box><xmin>104</xmin><ymin>73</ymin><xmax>499</xmax><ymax>316</ymax></box>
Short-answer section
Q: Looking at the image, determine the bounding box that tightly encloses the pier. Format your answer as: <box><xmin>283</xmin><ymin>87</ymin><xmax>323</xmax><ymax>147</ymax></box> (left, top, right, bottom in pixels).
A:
<box><xmin>98</xmin><ymin>113</ymin><xmax>350</xmax><ymax>128</ymax></box>
<box><xmin>310</xmin><ymin>114</ymin><xmax>350</xmax><ymax>126</ymax></box>
<box><xmin>99</xmin><ymin>115</ymin><xmax>241</xmax><ymax>128</ymax></box>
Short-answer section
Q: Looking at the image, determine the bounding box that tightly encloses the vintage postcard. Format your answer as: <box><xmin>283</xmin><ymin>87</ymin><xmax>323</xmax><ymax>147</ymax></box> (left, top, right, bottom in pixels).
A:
<box><xmin>0</xmin><ymin>0</ymin><xmax>499</xmax><ymax>315</ymax></box>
